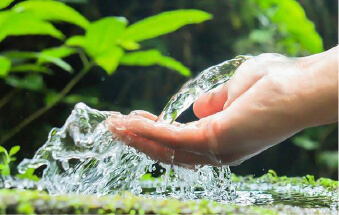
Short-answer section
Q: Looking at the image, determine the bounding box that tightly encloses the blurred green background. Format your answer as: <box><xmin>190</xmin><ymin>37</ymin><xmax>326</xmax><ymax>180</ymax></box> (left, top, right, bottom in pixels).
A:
<box><xmin>0</xmin><ymin>0</ymin><xmax>338</xmax><ymax>179</ymax></box>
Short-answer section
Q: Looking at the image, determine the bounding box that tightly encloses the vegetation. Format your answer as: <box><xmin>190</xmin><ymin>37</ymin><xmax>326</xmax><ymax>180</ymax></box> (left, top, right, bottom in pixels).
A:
<box><xmin>231</xmin><ymin>170</ymin><xmax>339</xmax><ymax>191</ymax></box>
<box><xmin>0</xmin><ymin>0</ymin><xmax>214</xmax><ymax>145</ymax></box>
<box><xmin>0</xmin><ymin>189</ymin><xmax>336</xmax><ymax>215</ymax></box>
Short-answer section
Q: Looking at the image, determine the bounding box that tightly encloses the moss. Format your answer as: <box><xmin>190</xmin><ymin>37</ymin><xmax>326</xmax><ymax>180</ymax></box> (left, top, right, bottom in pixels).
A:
<box><xmin>0</xmin><ymin>172</ymin><xmax>337</xmax><ymax>214</ymax></box>
<box><xmin>0</xmin><ymin>189</ymin><xmax>337</xmax><ymax>214</ymax></box>
<box><xmin>231</xmin><ymin>170</ymin><xmax>339</xmax><ymax>191</ymax></box>
<box><xmin>0</xmin><ymin>189</ymin><xmax>280</xmax><ymax>214</ymax></box>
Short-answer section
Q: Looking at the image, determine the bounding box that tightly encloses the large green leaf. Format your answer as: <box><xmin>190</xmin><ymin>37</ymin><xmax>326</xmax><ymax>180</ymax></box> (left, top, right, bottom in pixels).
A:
<box><xmin>120</xmin><ymin>50</ymin><xmax>191</xmax><ymax>76</ymax></box>
<box><xmin>95</xmin><ymin>47</ymin><xmax>124</xmax><ymax>75</ymax></box>
<box><xmin>5</xmin><ymin>74</ymin><xmax>44</xmax><ymax>91</ymax></box>
<box><xmin>0</xmin><ymin>11</ymin><xmax>64</xmax><ymax>42</ymax></box>
<box><xmin>123</xmin><ymin>9</ymin><xmax>212</xmax><ymax>42</ymax></box>
<box><xmin>0</xmin><ymin>56</ymin><xmax>11</xmax><ymax>77</ymax></box>
<box><xmin>85</xmin><ymin>17</ymin><xmax>127</xmax><ymax>56</ymax></box>
<box><xmin>13</xmin><ymin>0</ymin><xmax>90</xmax><ymax>29</ymax></box>
<box><xmin>253</xmin><ymin>0</ymin><xmax>323</xmax><ymax>53</ymax></box>
<box><xmin>0</xmin><ymin>0</ymin><xmax>14</xmax><ymax>10</ymax></box>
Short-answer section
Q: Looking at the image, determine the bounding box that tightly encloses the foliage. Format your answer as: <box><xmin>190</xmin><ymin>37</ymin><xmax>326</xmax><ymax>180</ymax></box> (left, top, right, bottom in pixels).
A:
<box><xmin>0</xmin><ymin>145</ymin><xmax>19</xmax><ymax>175</ymax></box>
<box><xmin>0</xmin><ymin>189</ymin><xmax>329</xmax><ymax>215</ymax></box>
<box><xmin>234</xmin><ymin>0</ymin><xmax>323</xmax><ymax>56</ymax></box>
<box><xmin>231</xmin><ymin>170</ymin><xmax>339</xmax><ymax>191</ymax></box>
<box><xmin>0</xmin><ymin>146</ymin><xmax>39</xmax><ymax>181</ymax></box>
<box><xmin>252</xmin><ymin>0</ymin><xmax>323</xmax><ymax>54</ymax></box>
<box><xmin>0</xmin><ymin>0</ymin><xmax>212</xmax><ymax>144</ymax></box>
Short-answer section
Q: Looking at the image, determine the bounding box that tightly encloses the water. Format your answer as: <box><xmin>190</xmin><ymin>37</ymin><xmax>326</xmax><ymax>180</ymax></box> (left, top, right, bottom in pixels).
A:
<box><xmin>12</xmin><ymin>56</ymin><xmax>251</xmax><ymax>201</ymax></box>
<box><xmin>158</xmin><ymin>55</ymin><xmax>250</xmax><ymax>123</ymax></box>
<box><xmin>2</xmin><ymin>55</ymin><xmax>338</xmax><ymax>211</ymax></box>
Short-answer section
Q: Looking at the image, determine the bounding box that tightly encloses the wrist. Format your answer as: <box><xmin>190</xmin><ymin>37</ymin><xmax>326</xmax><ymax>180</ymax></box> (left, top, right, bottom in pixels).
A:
<box><xmin>297</xmin><ymin>46</ymin><xmax>338</xmax><ymax>127</ymax></box>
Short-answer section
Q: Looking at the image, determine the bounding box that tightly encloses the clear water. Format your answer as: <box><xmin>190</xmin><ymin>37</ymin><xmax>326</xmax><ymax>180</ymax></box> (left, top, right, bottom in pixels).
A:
<box><xmin>2</xmin><ymin>55</ymin><xmax>338</xmax><ymax>212</ymax></box>
<box><xmin>158</xmin><ymin>55</ymin><xmax>250</xmax><ymax>123</ymax></box>
<box><xmin>13</xmin><ymin>56</ymin><xmax>250</xmax><ymax>201</ymax></box>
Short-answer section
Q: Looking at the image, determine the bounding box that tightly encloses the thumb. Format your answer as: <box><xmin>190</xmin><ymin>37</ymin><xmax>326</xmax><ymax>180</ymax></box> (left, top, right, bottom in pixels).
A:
<box><xmin>193</xmin><ymin>83</ymin><xmax>229</xmax><ymax>118</ymax></box>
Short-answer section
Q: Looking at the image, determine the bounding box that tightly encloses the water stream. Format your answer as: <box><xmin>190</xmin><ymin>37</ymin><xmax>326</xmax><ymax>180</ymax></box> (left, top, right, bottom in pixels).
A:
<box><xmin>12</xmin><ymin>56</ymin><xmax>249</xmax><ymax>201</ymax></box>
<box><xmin>2</xmin><ymin>55</ymin><xmax>338</xmax><ymax>211</ymax></box>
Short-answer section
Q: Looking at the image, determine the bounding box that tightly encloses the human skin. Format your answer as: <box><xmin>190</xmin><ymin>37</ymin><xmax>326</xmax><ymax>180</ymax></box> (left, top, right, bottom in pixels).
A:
<box><xmin>107</xmin><ymin>46</ymin><xmax>338</xmax><ymax>167</ymax></box>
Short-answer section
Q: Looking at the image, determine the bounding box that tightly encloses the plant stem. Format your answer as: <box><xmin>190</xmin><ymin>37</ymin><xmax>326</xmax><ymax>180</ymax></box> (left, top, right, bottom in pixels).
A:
<box><xmin>0</xmin><ymin>62</ymin><xmax>94</xmax><ymax>145</ymax></box>
<box><xmin>0</xmin><ymin>89</ymin><xmax>18</xmax><ymax>109</ymax></box>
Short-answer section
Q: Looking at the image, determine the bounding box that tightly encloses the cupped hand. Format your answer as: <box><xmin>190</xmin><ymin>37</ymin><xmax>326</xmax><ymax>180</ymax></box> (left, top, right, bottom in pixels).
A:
<box><xmin>106</xmin><ymin>48</ymin><xmax>338</xmax><ymax>166</ymax></box>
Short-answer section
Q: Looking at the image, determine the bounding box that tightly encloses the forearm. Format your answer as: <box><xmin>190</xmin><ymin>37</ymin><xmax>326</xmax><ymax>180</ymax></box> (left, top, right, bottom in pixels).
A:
<box><xmin>298</xmin><ymin>46</ymin><xmax>338</xmax><ymax>127</ymax></box>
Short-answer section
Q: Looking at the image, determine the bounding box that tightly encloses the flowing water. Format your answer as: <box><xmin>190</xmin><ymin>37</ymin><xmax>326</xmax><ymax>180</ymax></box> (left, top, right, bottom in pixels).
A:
<box><xmin>12</xmin><ymin>56</ymin><xmax>250</xmax><ymax>201</ymax></box>
<box><xmin>2</xmin><ymin>55</ymin><xmax>338</xmax><ymax>211</ymax></box>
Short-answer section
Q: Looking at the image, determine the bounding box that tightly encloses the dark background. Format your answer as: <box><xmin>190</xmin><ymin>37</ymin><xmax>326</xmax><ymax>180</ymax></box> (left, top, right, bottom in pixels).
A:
<box><xmin>0</xmin><ymin>0</ymin><xmax>338</xmax><ymax>179</ymax></box>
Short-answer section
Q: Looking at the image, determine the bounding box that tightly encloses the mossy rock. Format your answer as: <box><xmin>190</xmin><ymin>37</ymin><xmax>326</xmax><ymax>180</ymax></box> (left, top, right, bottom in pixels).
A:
<box><xmin>0</xmin><ymin>189</ymin><xmax>336</xmax><ymax>215</ymax></box>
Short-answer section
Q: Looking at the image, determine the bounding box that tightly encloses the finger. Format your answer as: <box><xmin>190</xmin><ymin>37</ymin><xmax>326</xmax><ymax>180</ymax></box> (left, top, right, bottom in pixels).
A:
<box><xmin>125</xmin><ymin>116</ymin><xmax>209</xmax><ymax>153</ymax></box>
<box><xmin>116</xmin><ymin>129</ymin><xmax>219</xmax><ymax>167</ymax></box>
<box><xmin>193</xmin><ymin>83</ymin><xmax>229</xmax><ymax>118</ymax></box>
<box><xmin>223</xmin><ymin>58</ymin><xmax>266</xmax><ymax>109</ymax></box>
<box><xmin>128</xmin><ymin>110</ymin><xmax>183</xmax><ymax>127</ymax></box>
<box><xmin>129</xmin><ymin>110</ymin><xmax>158</xmax><ymax>121</ymax></box>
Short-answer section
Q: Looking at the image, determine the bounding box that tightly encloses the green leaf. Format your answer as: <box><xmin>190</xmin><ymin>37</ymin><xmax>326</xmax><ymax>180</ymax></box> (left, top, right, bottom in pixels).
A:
<box><xmin>13</xmin><ymin>0</ymin><xmax>90</xmax><ymax>29</ymax></box>
<box><xmin>0</xmin><ymin>164</ymin><xmax>10</xmax><ymax>175</ymax></box>
<box><xmin>252</xmin><ymin>0</ymin><xmax>323</xmax><ymax>53</ymax></box>
<box><xmin>95</xmin><ymin>47</ymin><xmax>124</xmax><ymax>75</ymax></box>
<box><xmin>5</xmin><ymin>74</ymin><xmax>44</xmax><ymax>91</ymax></box>
<box><xmin>0</xmin><ymin>0</ymin><xmax>14</xmax><ymax>10</ymax></box>
<box><xmin>16</xmin><ymin>168</ymin><xmax>40</xmax><ymax>181</ymax></box>
<box><xmin>3</xmin><ymin>51</ymin><xmax>73</xmax><ymax>73</ymax></box>
<box><xmin>66</xmin><ymin>35</ymin><xmax>87</xmax><ymax>47</ymax></box>
<box><xmin>0</xmin><ymin>146</ymin><xmax>9</xmax><ymax>159</ymax></box>
<box><xmin>120</xmin><ymin>50</ymin><xmax>191</xmax><ymax>76</ymax></box>
<box><xmin>85</xmin><ymin>17</ymin><xmax>127</xmax><ymax>56</ymax></box>
<box><xmin>0</xmin><ymin>11</ymin><xmax>64</xmax><ymax>42</ymax></box>
<box><xmin>123</xmin><ymin>9</ymin><xmax>212</xmax><ymax>42</ymax></box>
<box><xmin>293</xmin><ymin>136</ymin><xmax>320</xmax><ymax>150</ymax></box>
<box><xmin>9</xmin><ymin>146</ymin><xmax>20</xmax><ymax>157</ymax></box>
<box><xmin>0</xmin><ymin>56</ymin><xmax>11</xmax><ymax>77</ymax></box>
<box><xmin>10</xmin><ymin>64</ymin><xmax>52</xmax><ymax>74</ymax></box>
<box><xmin>118</xmin><ymin>40</ymin><xmax>140</xmax><ymax>50</ymax></box>
<box><xmin>38</xmin><ymin>46</ymin><xmax>76</xmax><ymax>64</ymax></box>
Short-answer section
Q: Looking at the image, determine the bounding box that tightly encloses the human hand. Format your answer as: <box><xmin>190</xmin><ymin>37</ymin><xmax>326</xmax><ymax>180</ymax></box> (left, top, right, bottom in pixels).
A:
<box><xmin>107</xmin><ymin>47</ymin><xmax>338</xmax><ymax>167</ymax></box>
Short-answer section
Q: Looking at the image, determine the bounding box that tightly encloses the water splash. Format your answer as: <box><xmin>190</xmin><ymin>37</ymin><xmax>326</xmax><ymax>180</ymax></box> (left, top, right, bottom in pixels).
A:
<box><xmin>158</xmin><ymin>55</ymin><xmax>250</xmax><ymax>123</ymax></box>
<box><xmin>14</xmin><ymin>56</ymin><xmax>251</xmax><ymax>201</ymax></box>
